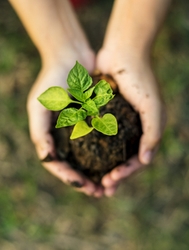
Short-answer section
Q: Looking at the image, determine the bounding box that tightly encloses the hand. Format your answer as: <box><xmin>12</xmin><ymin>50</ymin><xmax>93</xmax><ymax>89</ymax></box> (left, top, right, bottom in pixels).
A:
<box><xmin>96</xmin><ymin>48</ymin><xmax>166</xmax><ymax>196</ymax></box>
<box><xmin>27</xmin><ymin>57</ymin><xmax>104</xmax><ymax>197</ymax></box>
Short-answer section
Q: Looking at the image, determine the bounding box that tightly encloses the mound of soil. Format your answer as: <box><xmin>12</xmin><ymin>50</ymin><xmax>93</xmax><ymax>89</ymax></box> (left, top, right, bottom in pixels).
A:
<box><xmin>51</xmin><ymin>74</ymin><xmax>142</xmax><ymax>183</ymax></box>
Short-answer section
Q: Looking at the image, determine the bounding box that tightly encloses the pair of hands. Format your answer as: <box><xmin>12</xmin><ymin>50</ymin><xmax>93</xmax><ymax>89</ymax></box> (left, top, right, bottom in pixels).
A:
<box><xmin>27</xmin><ymin>48</ymin><xmax>166</xmax><ymax>197</ymax></box>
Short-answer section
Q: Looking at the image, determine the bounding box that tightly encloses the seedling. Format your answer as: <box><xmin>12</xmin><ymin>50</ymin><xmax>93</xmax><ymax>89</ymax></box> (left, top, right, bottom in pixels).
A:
<box><xmin>38</xmin><ymin>61</ymin><xmax>118</xmax><ymax>139</ymax></box>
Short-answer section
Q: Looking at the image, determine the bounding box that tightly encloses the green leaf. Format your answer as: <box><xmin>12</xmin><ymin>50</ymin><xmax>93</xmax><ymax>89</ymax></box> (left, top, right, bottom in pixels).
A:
<box><xmin>93</xmin><ymin>93</ymin><xmax>114</xmax><ymax>107</ymax></box>
<box><xmin>93</xmin><ymin>80</ymin><xmax>114</xmax><ymax>107</ymax></box>
<box><xmin>92</xmin><ymin>113</ymin><xmax>118</xmax><ymax>135</ymax></box>
<box><xmin>94</xmin><ymin>80</ymin><xmax>113</xmax><ymax>95</ymax></box>
<box><xmin>56</xmin><ymin>108</ymin><xmax>87</xmax><ymax>128</ymax></box>
<box><xmin>82</xmin><ymin>98</ymin><xmax>99</xmax><ymax>116</ymax></box>
<box><xmin>67</xmin><ymin>61</ymin><xmax>92</xmax><ymax>92</ymax></box>
<box><xmin>68</xmin><ymin>88</ymin><xmax>85</xmax><ymax>102</ymax></box>
<box><xmin>83</xmin><ymin>86</ymin><xmax>95</xmax><ymax>100</ymax></box>
<box><xmin>68</xmin><ymin>86</ymin><xmax>95</xmax><ymax>103</ymax></box>
<box><xmin>70</xmin><ymin>121</ymin><xmax>94</xmax><ymax>139</ymax></box>
<box><xmin>38</xmin><ymin>86</ymin><xmax>72</xmax><ymax>111</ymax></box>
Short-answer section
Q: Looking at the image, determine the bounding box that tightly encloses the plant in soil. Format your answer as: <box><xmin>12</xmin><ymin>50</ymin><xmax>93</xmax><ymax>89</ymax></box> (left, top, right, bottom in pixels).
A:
<box><xmin>38</xmin><ymin>61</ymin><xmax>142</xmax><ymax>184</ymax></box>
<box><xmin>38</xmin><ymin>61</ymin><xmax>118</xmax><ymax>139</ymax></box>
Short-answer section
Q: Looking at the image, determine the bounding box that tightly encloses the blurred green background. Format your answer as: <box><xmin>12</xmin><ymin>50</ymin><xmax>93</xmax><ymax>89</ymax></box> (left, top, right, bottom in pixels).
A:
<box><xmin>0</xmin><ymin>0</ymin><xmax>189</xmax><ymax>249</ymax></box>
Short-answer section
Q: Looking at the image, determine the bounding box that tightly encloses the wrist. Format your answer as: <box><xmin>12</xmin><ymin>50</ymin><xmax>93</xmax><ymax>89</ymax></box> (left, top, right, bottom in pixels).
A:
<box><xmin>97</xmin><ymin>46</ymin><xmax>151</xmax><ymax>76</ymax></box>
<box><xmin>102</xmin><ymin>0</ymin><xmax>171</xmax><ymax>64</ymax></box>
<box><xmin>40</xmin><ymin>45</ymin><xmax>95</xmax><ymax>74</ymax></box>
<box><xmin>102</xmin><ymin>35</ymin><xmax>153</xmax><ymax>62</ymax></box>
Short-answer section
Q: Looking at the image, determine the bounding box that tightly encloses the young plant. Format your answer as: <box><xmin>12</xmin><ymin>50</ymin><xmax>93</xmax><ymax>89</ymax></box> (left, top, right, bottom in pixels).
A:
<box><xmin>38</xmin><ymin>61</ymin><xmax>118</xmax><ymax>139</ymax></box>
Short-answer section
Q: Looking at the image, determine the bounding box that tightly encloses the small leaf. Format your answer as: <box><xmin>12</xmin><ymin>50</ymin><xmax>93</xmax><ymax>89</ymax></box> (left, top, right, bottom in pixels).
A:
<box><xmin>38</xmin><ymin>86</ymin><xmax>72</xmax><ymax>111</ymax></box>
<box><xmin>67</xmin><ymin>61</ymin><xmax>92</xmax><ymax>92</ymax></box>
<box><xmin>93</xmin><ymin>93</ymin><xmax>114</xmax><ymax>107</ymax></box>
<box><xmin>70</xmin><ymin>121</ymin><xmax>94</xmax><ymax>139</ymax></box>
<box><xmin>56</xmin><ymin>108</ymin><xmax>87</xmax><ymax>128</ymax></box>
<box><xmin>68</xmin><ymin>88</ymin><xmax>85</xmax><ymax>102</ymax></box>
<box><xmin>83</xmin><ymin>86</ymin><xmax>95</xmax><ymax>101</ymax></box>
<box><xmin>94</xmin><ymin>80</ymin><xmax>113</xmax><ymax>95</ymax></box>
<box><xmin>82</xmin><ymin>98</ymin><xmax>99</xmax><ymax>116</ymax></box>
<box><xmin>92</xmin><ymin>113</ymin><xmax>118</xmax><ymax>135</ymax></box>
<box><xmin>93</xmin><ymin>80</ymin><xmax>114</xmax><ymax>107</ymax></box>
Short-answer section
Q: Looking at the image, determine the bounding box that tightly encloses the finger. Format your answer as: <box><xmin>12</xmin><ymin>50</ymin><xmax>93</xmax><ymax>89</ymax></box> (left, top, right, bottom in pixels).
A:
<box><xmin>101</xmin><ymin>156</ymin><xmax>144</xmax><ymax>196</ymax></box>
<box><xmin>101</xmin><ymin>173</ymin><xmax>119</xmax><ymax>197</ymax></box>
<box><xmin>138</xmin><ymin>99</ymin><xmax>166</xmax><ymax>165</ymax></box>
<box><xmin>27</xmin><ymin>92</ymin><xmax>56</xmax><ymax>157</ymax></box>
<box><xmin>109</xmin><ymin>155</ymin><xmax>144</xmax><ymax>182</ymax></box>
<box><xmin>101</xmin><ymin>173</ymin><xmax>118</xmax><ymax>188</ymax></box>
<box><xmin>28</xmin><ymin>106</ymin><xmax>101</xmax><ymax>196</ymax></box>
<box><xmin>37</xmin><ymin>135</ymin><xmax>102</xmax><ymax>196</ymax></box>
<box><xmin>76</xmin><ymin>179</ymin><xmax>103</xmax><ymax>196</ymax></box>
<box><xmin>101</xmin><ymin>156</ymin><xmax>144</xmax><ymax>190</ymax></box>
<box><xmin>43</xmin><ymin>160</ymin><xmax>99</xmax><ymax>196</ymax></box>
<box><xmin>93</xmin><ymin>186</ymin><xmax>104</xmax><ymax>198</ymax></box>
<box><xmin>35</xmin><ymin>132</ymin><xmax>56</xmax><ymax>160</ymax></box>
<box><xmin>104</xmin><ymin>185</ymin><xmax>119</xmax><ymax>197</ymax></box>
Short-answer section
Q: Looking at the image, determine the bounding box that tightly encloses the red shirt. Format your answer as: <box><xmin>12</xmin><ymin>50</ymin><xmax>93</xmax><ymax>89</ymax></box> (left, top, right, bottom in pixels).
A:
<box><xmin>70</xmin><ymin>0</ymin><xmax>92</xmax><ymax>8</ymax></box>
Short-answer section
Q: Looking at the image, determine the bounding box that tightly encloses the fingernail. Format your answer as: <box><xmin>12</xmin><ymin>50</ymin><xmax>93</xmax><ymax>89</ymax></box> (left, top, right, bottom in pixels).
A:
<box><xmin>69</xmin><ymin>181</ymin><xmax>84</xmax><ymax>188</ymax></box>
<box><xmin>143</xmin><ymin>151</ymin><xmax>152</xmax><ymax>164</ymax></box>
<box><xmin>40</xmin><ymin>153</ymin><xmax>55</xmax><ymax>162</ymax></box>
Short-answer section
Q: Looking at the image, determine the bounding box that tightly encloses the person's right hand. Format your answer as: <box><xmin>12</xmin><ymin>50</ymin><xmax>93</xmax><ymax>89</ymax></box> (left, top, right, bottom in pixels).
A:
<box><xmin>27</xmin><ymin>55</ymin><xmax>104</xmax><ymax>197</ymax></box>
<box><xmin>96</xmin><ymin>48</ymin><xmax>166</xmax><ymax>196</ymax></box>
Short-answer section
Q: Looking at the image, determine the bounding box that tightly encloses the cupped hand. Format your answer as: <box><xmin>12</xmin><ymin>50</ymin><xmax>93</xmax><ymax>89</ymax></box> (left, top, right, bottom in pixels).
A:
<box><xmin>96</xmin><ymin>49</ymin><xmax>166</xmax><ymax>196</ymax></box>
<box><xmin>27</xmin><ymin>57</ymin><xmax>104</xmax><ymax>197</ymax></box>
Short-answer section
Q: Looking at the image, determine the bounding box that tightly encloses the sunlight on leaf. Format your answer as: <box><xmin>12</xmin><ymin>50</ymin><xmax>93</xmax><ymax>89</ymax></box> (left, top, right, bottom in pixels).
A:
<box><xmin>38</xmin><ymin>86</ymin><xmax>72</xmax><ymax>111</ymax></box>
<box><xmin>92</xmin><ymin>113</ymin><xmax>118</xmax><ymax>135</ymax></box>
<box><xmin>70</xmin><ymin>121</ymin><xmax>94</xmax><ymax>139</ymax></box>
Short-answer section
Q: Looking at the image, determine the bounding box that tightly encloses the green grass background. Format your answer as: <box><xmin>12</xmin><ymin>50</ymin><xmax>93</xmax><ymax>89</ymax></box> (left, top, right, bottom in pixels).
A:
<box><xmin>0</xmin><ymin>0</ymin><xmax>189</xmax><ymax>249</ymax></box>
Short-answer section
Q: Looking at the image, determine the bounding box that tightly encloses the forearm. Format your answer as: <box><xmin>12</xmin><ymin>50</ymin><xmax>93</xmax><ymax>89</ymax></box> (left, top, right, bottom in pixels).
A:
<box><xmin>9</xmin><ymin>0</ymin><xmax>93</xmax><ymax>67</ymax></box>
<box><xmin>103</xmin><ymin>0</ymin><xmax>171</xmax><ymax>57</ymax></box>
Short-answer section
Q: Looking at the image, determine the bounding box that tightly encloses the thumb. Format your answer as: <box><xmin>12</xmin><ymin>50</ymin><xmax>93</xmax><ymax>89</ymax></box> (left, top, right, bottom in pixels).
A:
<box><xmin>138</xmin><ymin>99</ymin><xmax>166</xmax><ymax>165</ymax></box>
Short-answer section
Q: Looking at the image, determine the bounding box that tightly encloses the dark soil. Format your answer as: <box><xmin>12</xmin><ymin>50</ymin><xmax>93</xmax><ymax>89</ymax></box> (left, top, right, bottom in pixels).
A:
<box><xmin>52</xmin><ymin>74</ymin><xmax>142</xmax><ymax>184</ymax></box>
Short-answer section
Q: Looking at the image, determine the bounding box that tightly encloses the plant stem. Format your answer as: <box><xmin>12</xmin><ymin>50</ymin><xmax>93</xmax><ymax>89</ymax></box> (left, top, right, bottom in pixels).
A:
<box><xmin>71</xmin><ymin>100</ymin><xmax>82</xmax><ymax>105</ymax></box>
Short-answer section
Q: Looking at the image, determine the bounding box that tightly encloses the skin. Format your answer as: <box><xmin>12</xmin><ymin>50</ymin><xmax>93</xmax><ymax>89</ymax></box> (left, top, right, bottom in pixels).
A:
<box><xmin>9</xmin><ymin>0</ymin><xmax>171</xmax><ymax>197</ymax></box>
<box><xmin>96</xmin><ymin>0</ymin><xmax>170</xmax><ymax>196</ymax></box>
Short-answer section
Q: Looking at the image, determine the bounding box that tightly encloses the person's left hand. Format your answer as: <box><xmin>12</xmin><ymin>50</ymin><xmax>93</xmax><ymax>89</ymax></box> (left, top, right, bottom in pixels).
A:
<box><xmin>27</xmin><ymin>58</ymin><xmax>104</xmax><ymax>197</ymax></box>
